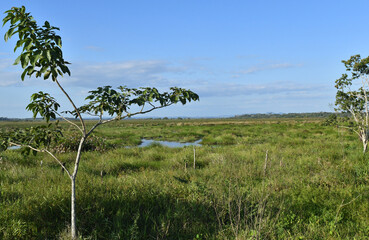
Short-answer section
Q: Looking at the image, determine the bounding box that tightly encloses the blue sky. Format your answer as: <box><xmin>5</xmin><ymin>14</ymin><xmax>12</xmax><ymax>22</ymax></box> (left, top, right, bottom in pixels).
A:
<box><xmin>1</xmin><ymin>0</ymin><xmax>369</xmax><ymax>118</ymax></box>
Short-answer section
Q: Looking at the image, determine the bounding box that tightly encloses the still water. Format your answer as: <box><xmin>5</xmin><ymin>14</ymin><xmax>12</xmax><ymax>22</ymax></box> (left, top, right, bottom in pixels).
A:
<box><xmin>138</xmin><ymin>139</ymin><xmax>202</xmax><ymax>148</ymax></box>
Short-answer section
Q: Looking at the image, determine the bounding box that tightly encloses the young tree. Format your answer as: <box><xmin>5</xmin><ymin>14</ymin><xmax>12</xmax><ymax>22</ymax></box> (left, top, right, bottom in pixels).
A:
<box><xmin>335</xmin><ymin>54</ymin><xmax>369</xmax><ymax>153</ymax></box>
<box><xmin>1</xmin><ymin>6</ymin><xmax>199</xmax><ymax>239</ymax></box>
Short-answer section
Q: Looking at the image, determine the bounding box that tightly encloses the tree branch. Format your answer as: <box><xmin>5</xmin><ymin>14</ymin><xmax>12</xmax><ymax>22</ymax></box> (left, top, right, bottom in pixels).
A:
<box><xmin>54</xmin><ymin>111</ymin><xmax>83</xmax><ymax>134</ymax></box>
<box><xmin>90</xmin><ymin>103</ymin><xmax>174</xmax><ymax>128</ymax></box>
<box><xmin>348</xmin><ymin>108</ymin><xmax>360</xmax><ymax>125</ymax></box>
<box><xmin>86</xmin><ymin>120</ymin><xmax>102</xmax><ymax>138</ymax></box>
<box><xmin>55</xmin><ymin>79</ymin><xmax>86</xmax><ymax>134</ymax></box>
<box><xmin>8</xmin><ymin>141</ymin><xmax>72</xmax><ymax>178</ymax></box>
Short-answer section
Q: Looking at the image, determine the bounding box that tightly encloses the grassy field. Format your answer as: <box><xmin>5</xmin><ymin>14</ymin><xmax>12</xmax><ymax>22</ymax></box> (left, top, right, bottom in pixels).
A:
<box><xmin>1</xmin><ymin>118</ymin><xmax>369</xmax><ymax>239</ymax></box>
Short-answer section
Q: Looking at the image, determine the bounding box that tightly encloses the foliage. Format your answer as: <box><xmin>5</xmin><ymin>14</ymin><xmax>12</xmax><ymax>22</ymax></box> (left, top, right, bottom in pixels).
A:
<box><xmin>335</xmin><ymin>55</ymin><xmax>369</xmax><ymax>114</ymax></box>
<box><xmin>0</xmin><ymin>123</ymin><xmax>62</xmax><ymax>153</ymax></box>
<box><xmin>73</xmin><ymin>85</ymin><xmax>198</xmax><ymax>120</ymax></box>
<box><xmin>26</xmin><ymin>92</ymin><xmax>60</xmax><ymax>122</ymax></box>
<box><xmin>321</xmin><ymin>114</ymin><xmax>337</xmax><ymax>126</ymax></box>
<box><xmin>3</xmin><ymin>6</ymin><xmax>70</xmax><ymax>81</ymax></box>
<box><xmin>335</xmin><ymin>54</ymin><xmax>369</xmax><ymax>153</ymax></box>
<box><xmin>51</xmin><ymin>132</ymin><xmax>111</xmax><ymax>153</ymax></box>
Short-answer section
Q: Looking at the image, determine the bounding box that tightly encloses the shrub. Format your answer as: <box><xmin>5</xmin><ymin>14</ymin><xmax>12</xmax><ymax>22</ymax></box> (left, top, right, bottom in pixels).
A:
<box><xmin>52</xmin><ymin>132</ymin><xmax>112</xmax><ymax>153</ymax></box>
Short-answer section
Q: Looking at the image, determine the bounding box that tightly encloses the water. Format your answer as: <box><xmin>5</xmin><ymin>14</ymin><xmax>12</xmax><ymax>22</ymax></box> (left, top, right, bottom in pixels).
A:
<box><xmin>138</xmin><ymin>138</ymin><xmax>202</xmax><ymax>148</ymax></box>
<box><xmin>8</xmin><ymin>146</ymin><xmax>21</xmax><ymax>150</ymax></box>
<box><xmin>8</xmin><ymin>139</ymin><xmax>203</xmax><ymax>150</ymax></box>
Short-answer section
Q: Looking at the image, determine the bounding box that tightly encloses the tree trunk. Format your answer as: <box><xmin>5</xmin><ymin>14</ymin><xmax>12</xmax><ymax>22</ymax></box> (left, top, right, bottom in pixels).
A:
<box><xmin>70</xmin><ymin>137</ymin><xmax>85</xmax><ymax>239</ymax></box>
<box><xmin>363</xmin><ymin>141</ymin><xmax>368</xmax><ymax>153</ymax></box>
<box><xmin>71</xmin><ymin>177</ymin><xmax>77</xmax><ymax>239</ymax></box>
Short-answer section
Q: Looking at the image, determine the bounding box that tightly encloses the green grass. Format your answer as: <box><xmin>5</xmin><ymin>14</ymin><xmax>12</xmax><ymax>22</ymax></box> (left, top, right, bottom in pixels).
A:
<box><xmin>1</xmin><ymin>118</ymin><xmax>369</xmax><ymax>239</ymax></box>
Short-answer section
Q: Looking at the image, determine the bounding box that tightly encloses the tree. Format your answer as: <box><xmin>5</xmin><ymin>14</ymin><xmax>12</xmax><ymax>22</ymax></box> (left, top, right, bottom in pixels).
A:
<box><xmin>335</xmin><ymin>54</ymin><xmax>369</xmax><ymax>153</ymax></box>
<box><xmin>1</xmin><ymin>6</ymin><xmax>199</xmax><ymax>239</ymax></box>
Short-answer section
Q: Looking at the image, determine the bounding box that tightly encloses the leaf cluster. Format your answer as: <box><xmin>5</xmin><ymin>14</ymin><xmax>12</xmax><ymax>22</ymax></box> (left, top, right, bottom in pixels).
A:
<box><xmin>26</xmin><ymin>91</ymin><xmax>60</xmax><ymax>122</ymax></box>
<box><xmin>335</xmin><ymin>55</ymin><xmax>369</xmax><ymax>113</ymax></box>
<box><xmin>72</xmin><ymin>86</ymin><xmax>199</xmax><ymax>118</ymax></box>
<box><xmin>335</xmin><ymin>88</ymin><xmax>366</xmax><ymax>113</ymax></box>
<box><xmin>0</xmin><ymin>123</ymin><xmax>63</xmax><ymax>154</ymax></box>
<box><xmin>51</xmin><ymin>132</ymin><xmax>110</xmax><ymax>153</ymax></box>
<box><xmin>3</xmin><ymin>6</ymin><xmax>70</xmax><ymax>81</ymax></box>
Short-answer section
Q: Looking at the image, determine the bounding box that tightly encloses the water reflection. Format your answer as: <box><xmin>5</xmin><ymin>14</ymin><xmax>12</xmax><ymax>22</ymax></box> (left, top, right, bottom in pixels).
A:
<box><xmin>8</xmin><ymin>146</ymin><xmax>21</xmax><ymax>150</ymax></box>
<box><xmin>138</xmin><ymin>139</ymin><xmax>202</xmax><ymax>148</ymax></box>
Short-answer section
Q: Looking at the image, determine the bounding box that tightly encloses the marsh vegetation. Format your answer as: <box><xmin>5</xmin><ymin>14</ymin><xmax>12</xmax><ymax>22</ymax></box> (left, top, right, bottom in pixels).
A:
<box><xmin>1</xmin><ymin>118</ymin><xmax>369</xmax><ymax>239</ymax></box>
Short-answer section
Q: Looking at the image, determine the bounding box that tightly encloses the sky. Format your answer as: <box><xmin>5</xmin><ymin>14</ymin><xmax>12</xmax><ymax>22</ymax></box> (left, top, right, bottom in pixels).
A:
<box><xmin>1</xmin><ymin>0</ymin><xmax>369</xmax><ymax>118</ymax></box>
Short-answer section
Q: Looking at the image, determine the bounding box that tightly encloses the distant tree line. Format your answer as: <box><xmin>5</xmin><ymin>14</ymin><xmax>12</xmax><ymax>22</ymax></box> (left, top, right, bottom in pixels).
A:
<box><xmin>233</xmin><ymin>112</ymin><xmax>340</xmax><ymax>119</ymax></box>
<box><xmin>0</xmin><ymin>117</ymin><xmax>24</xmax><ymax>121</ymax></box>
<box><xmin>0</xmin><ymin>117</ymin><xmax>39</xmax><ymax>122</ymax></box>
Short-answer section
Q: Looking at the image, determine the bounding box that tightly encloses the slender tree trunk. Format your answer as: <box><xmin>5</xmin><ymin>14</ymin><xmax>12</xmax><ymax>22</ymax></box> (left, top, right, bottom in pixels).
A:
<box><xmin>363</xmin><ymin>140</ymin><xmax>368</xmax><ymax>153</ymax></box>
<box><xmin>70</xmin><ymin>138</ymin><xmax>85</xmax><ymax>239</ymax></box>
<box><xmin>71</xmin><ymin>177</ymin><xmax>77</xmax><ymax>239</ymax></box>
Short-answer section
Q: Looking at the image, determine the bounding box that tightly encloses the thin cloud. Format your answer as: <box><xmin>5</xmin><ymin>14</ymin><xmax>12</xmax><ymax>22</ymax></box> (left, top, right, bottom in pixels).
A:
<box><xmin>63</xmin><ymin>60</ymin><xmax>191</xmax><ymax>88</ymax></box>
<box><xmin>234</xmin><ymin>63</ymin><xmax>303</xmax><ymax>77</ymax></box>
<box><xmin>0</xmin><ymin>73</ymin><xmax>19</xmax><ymax>87</ymax></box>
<box><xmin>0</xmin><ymin>59</ymin><xmax>198</xmax><ymax>88</ymax></box>
<box><xmin>194</xmin><ymin>82</ymin><xmax>329</xmax><ymax>97</ymax></box>
<box><xmin>0</xmin><ymin>59</ymin><xmax>21</xmax><ymax>87</ymax></box>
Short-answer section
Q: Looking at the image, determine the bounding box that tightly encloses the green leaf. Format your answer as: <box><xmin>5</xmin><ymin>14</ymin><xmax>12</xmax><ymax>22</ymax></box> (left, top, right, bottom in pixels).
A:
<box><xmin>57</xmin><ymin>69</ymin><xmax>63</xmax><ymax>76</ymax></box>
<box><xmin>44</xmin><ymin>71</ymin><xmax>51</xmax><ymax>80</ymax></box>
<box><xmin>30</xmin><ymin>54</ymin><xmax>40</xmax><ymax>66</ymax></box>
<box><xmin>46</xmin><ymin>50</ymin><xmax>51</xmax><ymax>62</ymax></box>
<box><xmin>40</xmin><ymin>65</ymin><xmax>48</xmax><ymax>74</ymax></box>
<box><xmin>21</xmin><ymin>69</ymin><xmax>27</xmax><ymax>81</ymax></box>
<box><xmin>13</xmin><ymin>55</ymin><xmax>21</xmax><ymax>65</ymax></box>
<box><xmin>60</xmin><ymin>65</ymin><xmax>71</xmax><ymax>75</ymax></box>
<box><xmin>24</xmin><ymin>39</ymin><xmax>33</xmax><ymax>51</ymax></box>
<box><xmin>4</xmin><ymin>31</ymin><xmax>9</xmax><ymax>42</ymax></box>
<box><xmin>2</xmin><ymin>16</ymin><xmax>11</xmax><ymax>27</ymax></box>
<box><xmin>51</xmin><ymin>67</ymin><xmax>57</xmax><ymax>76</ymax></box>
<box><xmin>27</xmin><ymin>66</ymin><xmax>34</xmax><ymax>74</ymax></box>
<box><xmin>55</xmin><ymin>36</ymin><xmax>62</xmax><ymax>47</ymax></box>
<box><xmin>20</xmin><ymin>53</ymin><xmax>30</xmax><ymax>68</ymax></box>
<box><xmin>10</xmin><ymin>15</ymin><xmax>17</xmax><ymax>25</ymax></box>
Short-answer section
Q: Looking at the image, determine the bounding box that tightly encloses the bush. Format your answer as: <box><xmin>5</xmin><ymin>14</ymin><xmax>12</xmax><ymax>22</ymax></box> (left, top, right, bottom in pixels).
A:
<box><xmin>51</xmin><ymin>132</ymin><xmax>112</xmax><ymax>153</ymax></box>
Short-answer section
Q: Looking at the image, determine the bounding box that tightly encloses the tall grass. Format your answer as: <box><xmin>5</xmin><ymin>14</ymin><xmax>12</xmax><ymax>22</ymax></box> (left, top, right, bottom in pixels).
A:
<box><xmin>1</xmin><ymin>119</ymin><xmax>369</xmax><ymax>239</ymax></box>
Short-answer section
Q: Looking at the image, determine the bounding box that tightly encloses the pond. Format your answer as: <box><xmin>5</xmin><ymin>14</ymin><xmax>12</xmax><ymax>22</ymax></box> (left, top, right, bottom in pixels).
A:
<box><xmin>137</xmin><ymin>138</ymin><xmax>202</xmax><ymax>148</ymax></box>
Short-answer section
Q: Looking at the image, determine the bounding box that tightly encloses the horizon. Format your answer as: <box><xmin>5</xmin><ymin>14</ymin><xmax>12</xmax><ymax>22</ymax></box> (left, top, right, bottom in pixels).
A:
<box><xmin>1</xmin><ymin>1</ymin><xmax>369</xmax><ymax>118</ymax></box>
<box><xmin>0</xmin><ymin>111</ymin><xmax>336</xmax><ymax>120</ymax></box>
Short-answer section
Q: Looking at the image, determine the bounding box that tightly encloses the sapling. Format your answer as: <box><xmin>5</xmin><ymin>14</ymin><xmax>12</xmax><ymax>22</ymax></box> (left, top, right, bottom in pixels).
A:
<box><xmin>1</xmin><ymin>6</ymin><xmax>199</xmax><ymax>239</ymax></box>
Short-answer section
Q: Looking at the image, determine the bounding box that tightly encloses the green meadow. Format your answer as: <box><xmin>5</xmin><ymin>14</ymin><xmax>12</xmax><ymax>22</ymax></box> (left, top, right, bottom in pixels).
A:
<box><xmin>1</xmin><ymin>118</ymin><xmax>369</xmax><ymax>239</ymax></box>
